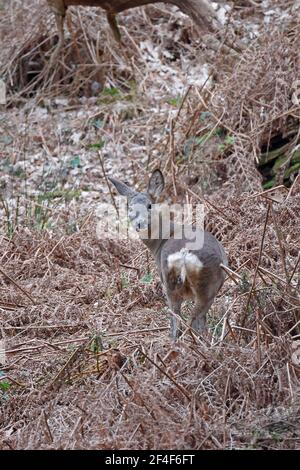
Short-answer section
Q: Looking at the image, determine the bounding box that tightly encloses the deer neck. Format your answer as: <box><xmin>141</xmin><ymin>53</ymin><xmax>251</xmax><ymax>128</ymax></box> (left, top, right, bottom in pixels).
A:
<box><xmin>138</xmin><ymin>220</ymin><xmax>175</xmax><ymax>257</ymax></box>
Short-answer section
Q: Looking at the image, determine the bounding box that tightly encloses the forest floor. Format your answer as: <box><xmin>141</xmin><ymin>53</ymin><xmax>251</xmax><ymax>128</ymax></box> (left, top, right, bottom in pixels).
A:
<box><xmin>0</xmin><ymin>0</ymin><xmax>300</xmax><ymax>449</ymax></box>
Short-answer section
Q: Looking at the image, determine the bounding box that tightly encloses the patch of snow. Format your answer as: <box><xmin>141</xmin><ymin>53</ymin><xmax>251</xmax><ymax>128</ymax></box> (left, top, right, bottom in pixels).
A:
<box><xmin>70</xmin><ymin>131</ymin><xmax>83</xmax><ymax>145</ymax></box>
<box><xmin>212</xmin><ymin>2</ymin><xmax>231</xmax><ymax>25</ymax></box>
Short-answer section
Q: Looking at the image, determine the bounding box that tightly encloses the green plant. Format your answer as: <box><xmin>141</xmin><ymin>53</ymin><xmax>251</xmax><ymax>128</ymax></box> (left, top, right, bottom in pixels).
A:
<box><xmin>91</xmin><ymin>118</ymin><xmax>105</xmax><ymax>130</ymax></box>
<box><xmin>0</xmin><ymin>371</ymin><xmax>10</xmax><ymax>392</ymax></box>
<box><xmin>0</xmin><ymin>193</ymin><xmax>21</xmax><ymax>237</ymax></box>
<box><xmin>90</xmin><ymin>335</ymin><xmax>103</xmax><ymax>354</ymax></box>
<box><xmin>69</xmin><ymin>156</ymin><xmax>81</xmax><ymax>168</ymax></box>
<box><xmin>218</xmin><ymin>135</ymin><xmax>235</xmax><ymax>153</ymax></box>
<box><xmin>37</xmin><ymin>189</ymin><xmax>81</xmax><ymax>203</ymax></box>
<box><xmin>102</xmin><ymin>87</ymin><xmax>120</xmax><ymax>97</ymax></box>
<box><xmin>140</xmin><ymin>272</ymin><xmax>153</xmax><ymax>284</ymax></box>
<box><xmin>183</xmin><ymin>127</ymin><xmax>225</xmax><ymax>157</ymax></box>
<box><xmin>121</xmin><ymin>273</ymin><xmax>129</xmax><ymax>289</ymax></box>
<box><xmin>87</xmin><ymin>140</ymin><xmax>105</xmax><ymax>151</ymax></box>
<box><xmin>200</xmin><ymin>111</ymin><xmax>211</xmax><ymax>121</ymax></box>
<box><xmin>167</xmin><ymin>96</ymin><xmax>181</xmax><ymax>107</ymax></box>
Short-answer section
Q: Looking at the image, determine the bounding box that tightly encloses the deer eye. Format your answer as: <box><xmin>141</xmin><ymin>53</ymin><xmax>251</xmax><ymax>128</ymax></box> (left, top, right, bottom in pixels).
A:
<box><xmin>147</xmin><ymin>203</ymin><xmax>152</xmax><ymax>210</ymax></box>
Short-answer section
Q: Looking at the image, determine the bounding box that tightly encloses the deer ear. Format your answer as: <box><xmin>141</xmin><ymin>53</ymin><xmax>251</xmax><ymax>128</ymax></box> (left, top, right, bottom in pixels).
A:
<box><xmin>108</xmin><ymin>177</ymin><xmax>136</xmax><ymax>197</ymax></box>
<box><xmin>148</xmin><ymin>169</ymin><xmax>164</xmax><ymax>199</ymax></box>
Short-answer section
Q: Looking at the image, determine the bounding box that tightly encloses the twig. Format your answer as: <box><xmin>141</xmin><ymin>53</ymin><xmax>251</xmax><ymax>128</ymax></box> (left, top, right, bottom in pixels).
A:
<box><xmin>2</xmin><ymin>324</ymin><xmax>85</xmax><ymax>331</ymax></box>
<box><xmin>119</xmin><ymin>263</ymin><xmax>140</xmax><ymax>274</ymax></box>
<box><xmin>48</xmin><ymin>341</ymin><xmax>87</xmax><ymax>390</ymax></box>
<box><xmin>289</xmin><ymin>252</ymin><xmax>300</xmax><ymax>284</ymax></box>
<box><xmin>258</xmin><ymin>266</ymin><xmax>291</xmax><ymax>287</ymax></box>
<box><xmin>43</xmin><ymin>410</ymin><xmax>54</xmax><ymax>443</ymax></box>
<box><xmin>270</xmin><ymin>203</ymin><xmax>288</xmax><ymax>282</ymax></box>
<box><xmin>0</xmin><ymin>374</ymin><xmax>25</xmax><ymax>387</ymax></box>
<box><xmin>106</xmin><ymin>327</ymin><xmax>169</xmax><ymax>337</ymax></box>
<box><xmin>0</xmin><ymin>301</ymin><xmax>26</xmax><ymax>310</ymax></box>
<box><xmin>286</xmin><ymin>362</ymin><xmax>294</xmax><ymax>400</ymax></box>
<box><xmin>137</xmin><ymin>347</ymin><xmax>191</xmax><ymax>400</ymax></box>
<box><xmin>244</xmin><ymin>185</ymin><xmax>288</xmax><ymax>200</ymax></box>
<box><xmin>119</xmin><ymin>370</ymin><xmax>157</xmax><ymax>419</ymax></box>
<box><xmin>286</xmin><ymin>173</ymin><xmax>300</xmax><ymax>201</ymax></box>
<box><xmin>169</xmin><ymin>118</ymin><xmax>177</xmax><ymax>196</ymax></box>
<box><xmin>242</xmin><ymin>204</ymin><xmax>271</xmax><ymax>328</ymax></box>
<box><xmin>5</xmin><ymin>337</ymin><xmax>89</xmax><ymax>355</ymax></box>
<box><xmin>186</xmin><ymin>187</ymin><xmax>235</xmax><ymax>225</ymax></box>
<box><xmin>98</xmin><ymin>151</ymin><xmax>119</xmax><ymax>216</ymax></box>
<box><xmin>0</xmin><ymin>266</ymin><xmax>35</xmax><ymax>305</ymax></box>
<box><xmin>220</xmin><ymin>263</ymin><xmax>242</xmax><ymax>285</ymax></box>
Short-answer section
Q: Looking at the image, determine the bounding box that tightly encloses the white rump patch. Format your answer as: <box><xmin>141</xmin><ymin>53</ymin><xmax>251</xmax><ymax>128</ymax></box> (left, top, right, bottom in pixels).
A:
<box><xmin>167</xmin><ymin>251</ymin><xmax>186</xmax><ymax>281</ymax></box>
<box><xmin>167</xmin><ymin>248</ymin><xmax>203</xmax><ymax>283</ymax></box>
<box><xmin>184</xmin><ymin>251</ymin><xmax>203</xmax><ymax>271</ymax></box>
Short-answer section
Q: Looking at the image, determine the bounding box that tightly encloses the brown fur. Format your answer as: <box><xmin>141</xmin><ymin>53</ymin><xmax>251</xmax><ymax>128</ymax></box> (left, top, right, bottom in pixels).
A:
<box><xmin>109</xmin><ymin>170</ymin><xmax>228</xmax><ymax>339</ymax></box>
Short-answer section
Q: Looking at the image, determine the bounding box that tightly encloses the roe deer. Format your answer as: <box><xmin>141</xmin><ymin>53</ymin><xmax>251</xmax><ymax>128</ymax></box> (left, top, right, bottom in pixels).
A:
<box><xmin>109</xmin><ymin>169</ymin><xmax>227</xmax><ymax>340</ymax></box>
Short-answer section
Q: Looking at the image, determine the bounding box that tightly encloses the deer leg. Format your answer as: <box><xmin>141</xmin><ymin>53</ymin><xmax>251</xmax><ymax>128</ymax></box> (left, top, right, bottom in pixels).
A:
<box><xmin>55</xmin><ymin>11</ymin><xmax>65</xmax><ymax>50</ymax></box>
<box><xmin>47</xmin><ymin>0</ymin><xmax>66</xmax><ymax>65</ymax></box>
<box><xmin>47</xmin><ymin>0</ymin><xmax>66</xmax><ymax>46</ymax></box>
<box><xmin>166</xmin><ymin>295</ymin><xmax>183</xmax><ymax>341</ymax></box>
<box><xmin>106</xmin><ymin>12</ymin><xmax>121</xmax><ymax>42</ymax></box>
<box><xmin>190</xmin><ymin>298</ymin><xmax>214</xmax><ymax>334</ymax></box>
<box><xmin>46</xmin><ymin>12</ymin><xmax>65</xmax><ymax>69</ymax></box>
